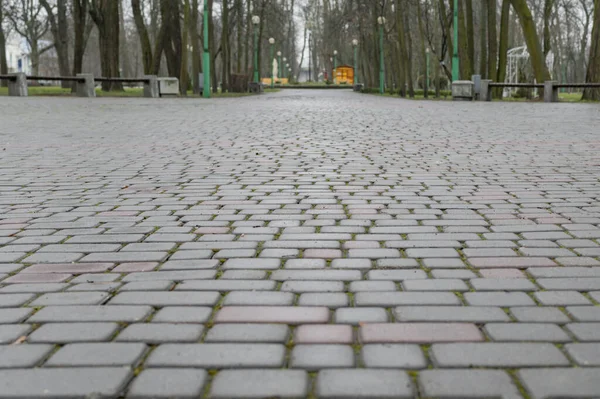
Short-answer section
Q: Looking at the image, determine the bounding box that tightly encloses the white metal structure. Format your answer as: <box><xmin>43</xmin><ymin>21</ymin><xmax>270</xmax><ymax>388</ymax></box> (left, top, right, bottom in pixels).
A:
<box><xmin>505</xmin><ymin>45</ymin><xmax>555</xmax><ymax>97</ymax></box>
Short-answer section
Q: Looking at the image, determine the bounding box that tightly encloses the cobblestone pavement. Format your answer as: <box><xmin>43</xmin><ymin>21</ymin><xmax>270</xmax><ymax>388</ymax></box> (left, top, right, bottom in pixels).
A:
<box><xmin>0</xmin><ymin>90</ymin><xmax>599</xmax><ymax>398</ymax></box>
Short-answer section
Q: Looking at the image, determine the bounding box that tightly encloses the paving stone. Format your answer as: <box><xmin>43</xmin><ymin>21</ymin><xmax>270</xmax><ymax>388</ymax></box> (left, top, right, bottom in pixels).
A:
<box><xmin>0</xmin><ymin>367</ymin><xmax>133</xmax><ymax>398</ymax></box>
<box><xmin>355</xmin><ymin>292</ymin><xmax>461</xmax><ymax>306</ymax></box>
<box><xmin>431</xmin><ymin>343</ymin><xmax>570</xmax><ymax>367</ymax></box>
<box><xmin>147</xmin><ymin>343</ymin><xmax>285</xmax><ymax>368</ymax></box>
<box><xmin>223</xmin><ymin>258</ymin><xmax>281</xmax><ymax>270</ymax></box>
<box><xmin>122</xmin><ymin>270</ymin><xmax>216</xmax><ymax>282</ymax></box>
<box><xmin>361</xmin><ymin>344</ymin><xmax>427</xmax><ymax>369</ymax></box>
<box><xmin>127</xmin><ymin>368</ymin><xmax>207</xmax><ymax>399</ymax></box>
<box><xmin>419</xmin><ymin>369</ymin><xmax>521</xmax><ymax>399</ymax></box>
<box><xmin>537</xmin><ymin>277</ymin><xmax>600</xmax><ymax>290</ymax></box>
<box><xmin>119</xmin><ymin>281</ymin><xmax>174</xmax><ymax>291</ymax></box>
<box><xmin>30</xmin><ymin>291</ymin><xmax>109</xmax><ymax>306</ymax></box>
<box><xmin>28</xmin><ymin>322</ymin><xmax>119</xmax><ymax>343</ymax></box>
<box><xmin>421</xmin><ymin>258</ymin><xmax>468</xmax><ymax>268</ymax></box>
<box><xmin>28</xmin><ymin>305</ymin><xmax>152</xmax><ymax>323</ymax></box>
<box><xmin>464</xmin><ymin>292</ymin><xmax>535</xmax><ymax>306</ymax></box>
<box><xmin>510</xmin><ymin>307</ymin><xmax>571</xmax><ymax>323</ymax></box>
<box><xmin>478</xmin><ymin>269</ymin><xmax>526</xmax><ymax>279</ymax></box>
<box><xmin>565</xmin><ymin>323</ymin><xmax>600</xmax><ymax>341</ymax></box>
<box><xmin>116</xmin><ymin>323</ymin><xmax>204</xmax><ymax>343</ymax></box>
<box><xmin>210</xmin><ymin>369</ymin><xmax>309</xmax><ymax>399</ymax></box>
<box><xmin>394</xmin><ymin>306</ymin><xmax>510</xmax><ymax>322</ymax></box>
<box><xmin>290</xmin><ymin>344</ymin><xmax>354</xmax><ymax>369</ymax></box>
<box><xmin>348</xmin><ymin>249</ymin><xmax>401</xmax><ymax>258</ymax></box>
<box><xmin>46</xmin><ymin>342</ymin><xmax>147</xmax><ymax>366</ymax></box>
<box><xmin>469</xmin><ymin>278</ymin><xmax>538</xmax><ymax>291</ymax></box>
<box><xmin>468</xmin><ymin>257</ymin><xmax>557</xmax><ymax>268</ymax></box>
<box><xmin>109</xmin><ymin>291</ymin><xmax>220</xmax><ymax>307</ymax></box>
<box><xmin>375</xmin><ymin>259</ymin><xmax>420</xmax><ymax>268</ymax></box>
<box><xmin>0</xmin><ymin>324</ymin><xmax>32</xmax><ymax>344</ymax></box>
<box><xmin>270</xmin><ymin>270</ymin><xmax>362</xmax><ymax>281</ymax></box>
<box><xmin>0</xmin><ymin>293</ymin><xmax>35</xmax><ymax>307</ymax></box>
<box><xmin>81</xmin><ymin>252</ymin><xmax>168</xmax><ymax>262</ymax></box>
<box><xmin>23</xmin><ymin>252</ymin><xmax>84</xmax><ymax>263</ymax></box>
<box><xmin>151</xmin><ymin>306</ymin><xmax>213</xmax><ymax>323</ymax></box>
<box><xmin>215</xmin><ymin>306</ymin><xmax>330</xmax><ymax>324</ymax></box>
<box><xmin>224</xmin><ymin>291</ymin><xmax>294</xmax><ymax>306</ymax></box>
<box><xmin>349</xmin><ymin>281</ymin><xmax>397</xmax><ymax>292</ymax></box>
<box><xmin>281</xmin><ymin>280</ymin><xmax>345</xmax><ymax>292</ymax></box>
<box><xmin>0</xmin><ymin>308</ymin><xmax>33</xmax><ymax>323</ymax></box>
<box><xmin>334</xmin><ymin>307</ymin><xmax>389</xmax><ymax>325</ymax></box>
<box><xmin>176</xmin><ymin>279</ymin><xmax>276</xmax><ymax>291</ymax></box>
<box><xmin>367</xmin><ymin>270</ymin><xmax>428</xmax><ymax>280</ymax></box>
<box><xmin>534</xmin><ymin>290</ymin><xmax>592</xmax><ymax>305</ymax></box>
<box><xmin>401</xmin><ymin>279</ymin><xmax>469</xmax><ymax>291</ymax></box>
<box><xmin>565</xmin><ymin>343</ymin><xmax>600</xmax><ymax>366</ymax></box>
<box><xmin>3</xmin><ymin>273</ymin><xmax>72</xmax><ymax>283</ymax></box>
<box><xmin>518</xmin><ymin>368</ymin><xmax>600</xmax><ymax>399</ymax></box>
<box><xmin>360</xmin><ymin>323</ymin><xmax>483</xmax><ymax>343</ymax></box>
<box><xmin>316</xmin><ymin>369</ymin><xmax>414</xmax><ymax>398</ymax></box>
<box><xmin>297</xmin><ymin>293</ymin><xmax>348</xmax><ymax>308</ymax></box>
<box><xmin>158</xmin><ymin>260</ymin><xmax>219</xmax><ymax>270</ymax></box>
<box><xmin>294</xmin><ymin>324</ymin><xmax>353</xmax><ymax>344</ymax></box>
<box><xmin>22</xmin><ymin>263</ymin><xmax>118</xmax><ymax>274</ymax></box>
<box><xmin>330</xmin><ymin>259</ymin><xmax>372</xmax><ymax>269</ymax></box>
<box><xmin>70</xmin><ymin>273</ymin><xmax>121</xmax><ymax>283</ymax></box>
<box><xmin>484</xmin><ymin>322</ymin><xmax>571</xmax><ymax>342</ymax></box>
<box><xmin>0</xmin><ymin>344</ymin><xmax>54</xmax><ymax>368</ymax></box>
<box><xmin>205</xmin><ymin>324</ymin><xmax>290</xmax><ymax>343</ymax></box>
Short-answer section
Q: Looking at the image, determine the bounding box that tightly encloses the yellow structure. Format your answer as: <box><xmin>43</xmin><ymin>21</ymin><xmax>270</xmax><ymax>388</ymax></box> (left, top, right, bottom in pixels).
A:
<box><xmin>334</xmin><ymin>65</ymin><xmax>355</xmax><ymax>84</ymax></box>
<box><xmin>262</xmin><ymin>78</ymin><xmax>289</xmax><ymax>85</ymax></box>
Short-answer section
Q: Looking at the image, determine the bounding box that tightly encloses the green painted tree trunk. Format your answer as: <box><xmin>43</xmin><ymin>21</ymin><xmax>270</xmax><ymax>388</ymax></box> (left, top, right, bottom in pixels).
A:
<box><xmin>583</xmin><ymin>0</ymin><xmax>600</xmax><ymax>101</ymax></box>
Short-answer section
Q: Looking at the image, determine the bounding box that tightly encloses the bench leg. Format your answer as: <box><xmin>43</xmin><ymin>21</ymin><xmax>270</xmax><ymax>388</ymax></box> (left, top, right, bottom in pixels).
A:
<box><xmin>8</xmin><ymin>73</ymin><xmax>27</xmax><ymax>97</ymax></box>
<box><xmin>76</xmin><ymin>74</ymin><xmax>96</xmax><ymax>97</ymax></box>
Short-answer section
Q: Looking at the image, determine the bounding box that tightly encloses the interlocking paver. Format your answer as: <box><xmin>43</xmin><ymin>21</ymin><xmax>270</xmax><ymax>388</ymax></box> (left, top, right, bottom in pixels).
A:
<box><xmin>518</xmin><ymin>368</ymin><xmax>600</xmax><ymax>399</ymax></box>
<box><xmin>45</xmin><ymin>342</ymin><xmax>147</xmax><ymax>367</ymax></box>
<box><xmin>3</xmin><ymin>90</ymin><xmax>600</xmax><ymax>397</ymax></box>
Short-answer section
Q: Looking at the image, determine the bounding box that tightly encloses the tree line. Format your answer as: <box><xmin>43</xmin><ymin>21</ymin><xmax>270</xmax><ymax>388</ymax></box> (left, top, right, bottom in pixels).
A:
<box><xmin>0</xmin><ymin>0</ymin><xmax>599</xmax><ymax>100</ymax></box>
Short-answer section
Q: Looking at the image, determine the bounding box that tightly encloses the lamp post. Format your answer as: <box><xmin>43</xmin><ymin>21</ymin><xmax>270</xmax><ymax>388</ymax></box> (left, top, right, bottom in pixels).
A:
<box><xmin>329</xmin><ymin>57</ymin><xmax>333</xmax><ymax>83</ymax></box>
<box><xmin>269</xmin><ymin>38</ymin><xmax>275</xmax><ymax>89</ymax></box>
<box><xmin>283</xmin><ymin>57</ymin><xmax>287</xmax><ymax>83</ymax></box>
<box><xmin>352</xmin><ymin>39</ymin><xmax>358</xmax><ymax>85</ymax></box>
<box><xmin>308</xmin><ymin>33</ymin><xmax>312</xmax><ymax>82</ymax></box>
<box><xmin>426</xmin><ymin>47</ymin><xmax>430</xmax><ymax>99</ymax></box>
<box><xmin>286</xmin><ymin>63</ymin><xmax>290</xmax><ymax>81</ymax></box>
<box><xmin>333</xmin><ymin>50</ymin><xmax>338</xmax><ymax>84</ymax></box>
<box><xmin>377</xmin><ymin>16</ymin><xmax>386</xmax><ymax>94</ymax></box>
<box><xmin>203</xmin><ymin>0</ymin><xmax>211</xmax><ymax>98</ymax></box>
<box><xmin>252</xmin><ymin>15</ymin><xmax>260</xmax><ymax>83</ymax></box>
<box><xmin>452</xmin><ymin>0</ymin><xmax>459</xmax><ymax>82</ymax></box>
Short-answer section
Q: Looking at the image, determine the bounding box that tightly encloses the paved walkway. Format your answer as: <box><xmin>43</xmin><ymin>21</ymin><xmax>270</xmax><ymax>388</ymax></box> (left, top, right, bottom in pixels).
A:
<box><xmin>0</xmin><ymin>90</ymin><xmax>599</xmax><ymax>398</ymax></box>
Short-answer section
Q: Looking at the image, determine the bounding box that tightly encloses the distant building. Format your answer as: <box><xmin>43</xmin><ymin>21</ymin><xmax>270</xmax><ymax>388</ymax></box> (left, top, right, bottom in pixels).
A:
<box><xmin>4</xmin><ymin>36</ymin><xmax>31</xmax><ymax>74</ymax></box>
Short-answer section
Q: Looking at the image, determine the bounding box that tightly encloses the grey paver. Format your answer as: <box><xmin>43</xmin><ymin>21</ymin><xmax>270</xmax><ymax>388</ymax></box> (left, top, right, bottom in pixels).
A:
<box><xmin>127</xmin><ymin>369</ymin><xmax>207</xmax><ymax>398</ymax></box>
<box><xmin>45</xmin><ymin>343</ymin><xmax>147</xmax><ymax>366</ymax></box>
<box><xmin>210</xmin><ymin>369</ymin><xmax>309</xmax><ymax>399</ymax></box>
<box><xmin>151</xmin><ymin>306</ymin><xmax>213</xmax><ymax>323</ymax></box>
<box><xmin>361</xmin><ymin>344</ymin><xmax>427</xmax><ymax>369</ymax></box>
<box><xmin>0</xmin><ymin>344</ymin><xmax>53</xmax><ymax>368</ymax></box>
<box><xmin>28</xmin><ymin>322</ymin><xmax>119</xmax><ymax>343</ymax></box>
<box><xmin>28</xmin><ymin>305</ymin><xmax>152</xmax><ymax>322</ymax></box>
<box><xmin>484</xmin><ymin>323</ymin><xmax>571</xmax><ymax>342</ymax></box>
<box><xmin>290</xmin><ymin>344</ymin><xmax>355</xmax><ymax>369</ymax></box>
<box><xmin>0</xmin><ymin>368</ymin><xmax>132</xmax><ymax>397</ymax></box>
<box><xmin>518</xmin><ymin>368</ymin><xmax>600</xmax><ymax>399</ymax></box>
<box><xmin>419</xmin><ymin>369</ymin><xmax>521</xmax><ymax>399</ymax></box>
<box><xmin>0</xmin><ymin>324</ymin><xmax>32</xmax><ymax>344</ymax></box>
<box><xmin>204</xmin><ymin>324</ymin><xmax>290</xmax><ymax>343</ymax></box>
<box><xmin>116</xmin><ymin>323</ymin><xmax>204</xmax><ymax>343</ymax></box>
<box><xmin>316</xmin><ymin>369</ymin><xmax>414</xmax><ymax>398</ymax></box>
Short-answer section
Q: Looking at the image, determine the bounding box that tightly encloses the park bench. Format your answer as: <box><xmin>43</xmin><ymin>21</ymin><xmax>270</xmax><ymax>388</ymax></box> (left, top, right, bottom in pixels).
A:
<box><xmin>480</xmin><ymin>80</ymin><xmax>600</xmax><ymax>102</ymax></box>
<box><xmin>0</xmin><ymin>73</ymin><xmax>162</xmax><ymax>98</ymax></box>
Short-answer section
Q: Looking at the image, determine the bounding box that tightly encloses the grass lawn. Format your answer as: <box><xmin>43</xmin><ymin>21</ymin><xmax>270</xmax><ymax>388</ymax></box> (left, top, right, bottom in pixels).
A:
<box><xmin>365</xmin><ymin>90</ymin><xmax>597</xmax><ymax>103</ymax></box>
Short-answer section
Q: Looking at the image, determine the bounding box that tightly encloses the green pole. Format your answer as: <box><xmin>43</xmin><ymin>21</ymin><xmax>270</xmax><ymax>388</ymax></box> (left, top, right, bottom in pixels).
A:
<box><xmin>203</xmin><ymin>0</ymin><xmax>210</xmax><ymax>98</ymax></box>
<box><xmin>270</xmin><ymin>44</ymin><xmax>274</xmax><ymax>89</ymax></box>
<box><xmin>278</xmin><ymin>54</ymin><xmax>282</xmax><ymax>81</ymax></box>
<box><xmin>354</xmin><ymin>46</ymin><xmax>358</xmax><ymax>84</ymax></box>
<box><xmin>253</xmin><ymin>25</ymin><xmax>259</xmax><ymax>83</ymax></box>
<box><xmin>452</xmin><ymin>0</ymin><xmax>459</xmax><ymax>82</ymax></box>
<box><xmin>379</xmin><ymin>23</ymin><xmax>384</xmax><ymax>94</ymax></box>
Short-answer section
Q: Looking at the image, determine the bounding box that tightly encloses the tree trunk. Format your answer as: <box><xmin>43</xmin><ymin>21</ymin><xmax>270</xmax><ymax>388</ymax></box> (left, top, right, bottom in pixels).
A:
<box><xmin>221</xmin><ymin>0</ymin><xmax>229</xmax><ymax>91</ymax></box>
<box><xmin>72</xmin><ymin>0</ymin><xmax>88</xmax><ymax>76</ymax></box>
<box><xmin>132</xmin><ymin>0</ymin><xmax>153</xmax><ymax>74</ymax></box>
<box><xmin>510</xmin><ymin>0</ymin><xmax>551</xmax><ymax>87</ymax></box>
<box><xmin>90</xmin><ymin>0</ymin><xmax>123</xmax><ymax>91</ymax></box>
<box><xmin>404</xmin><ymin>2</ymin><xmax>414</xmax><ymax>97</ymax></box>
<box><xmin>0</xmin><ymin>2</ymin><xmax>8</xmax><ymax>87</ymax></box>
<box><xmin>119</xmin><ymin>0</ymin><xmax>130</xmax><ymax>77</ymax></box>
<box><xmin>479</xmin><ymin>0</ymin><xmax>487</xmax><ymax>77</ymax></box>
<box><xmin>496</xmin><ymin>0</ymin><xmax>510</xmax><ymax>97</ymax></box>
<box><xmin>181</xmin><ymin>0</ymin><xmax>190</xmax><ymax>95</ymax></box>
<box><xmin>487</xmin><ymin>0</ymin><xmax>497</xmax><ymax>83</ymax></box>
<box><xmin>397</xmin><ymin>0</ymin><xmax>408</xmax><ymax>96</ymax></box>
<box><xmin>235</xmin><ymin>0</ymin><xmax>242</xmax><ymax>73</ymax></box>
<box><xmin>40</xmin><ymin>0</ymin><xmax>70</xmax><ymax>86</ymax></box>
<box><xmin>465</xmin><ymin>0</ymin><xmax>474</xmax><ymax>76</ymax></box>
<box><xmin>543</xmin><ymin>0</ymin><xmax>554</xmax><ymax>58</ymax></box>
<box><xmin>583</xmin><ymin>0</ymin><xmax>600</xmax><ymax>100</ymax></box>
<box><xmin>191</xmin><ymin>0</ymin><xmax>200</xmax><ymax>93</ymax></box>
<box><xmin>458</xmin><ymin>0</ymin><xmax>471</xmax><ymax>79</ymax></box>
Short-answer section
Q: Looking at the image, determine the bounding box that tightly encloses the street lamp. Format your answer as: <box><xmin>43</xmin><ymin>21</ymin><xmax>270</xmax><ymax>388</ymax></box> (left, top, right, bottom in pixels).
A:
<box><xmin>277</xmin><ymin>51</ymin><xmax>282</xmax><ymax>81</ymax></box>
<box><xmin>377</xmin><ymin>16</ymin><xmax>386</xmax><ymax>94</ymax></box>
<box><xmin>333</xmin><ymin>50</ymin><xmax>338</xmax><ymax>84</ymax></box>
<box><xmin>269</xmin><ymin>38</ymin><xmax>275</xmax><ymax>89</ymax></box>
<box><xmin>425</xmin><ymin>47</ymin><xmax>430</xmax><ymax>98</ymax></box>
<box><xmin>203</xmin><ymin>0</ymin><xmax>211</xmax><ymax>98</ymax></box>
<box><xmin>352</xmin><ymin>39</ymin><xmax>359</xmax><ymax>85</ymax></box>
<box><xmin>452</xmin><ymin>0</ymin><xmax>459</xmax><ymax>82</ymax></box>
<box><xmin>252</xmin><ymin>15</ymin><xmax>260</xmax><ymax>83</ymax></box>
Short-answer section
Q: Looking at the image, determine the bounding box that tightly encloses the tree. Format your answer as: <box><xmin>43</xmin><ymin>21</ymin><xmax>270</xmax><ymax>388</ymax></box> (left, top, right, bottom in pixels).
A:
<box><xmin>72</xmin><ymin>0</ymin><xmax>90</xmax><ymax>76</ymax></box>
<box><xmin>131</xmin><ymin>0</ymin><xmax>152</xmax><ymax>74</ymax></box>
<box><xmin>89</xmin><ymin>0</ymin><xmax>122</xmax><ymax>90</ymax></box>
<box><xmin>0</xmin><ymin>0</ymin><xmax>8</xmax><ymax>86</ymax></box>
<box><xmin>488</xmin><ymin>0</ymin><xmax>497</xmax><ymax>83</ymax></box>
<box><xmin>510</xmin><ymin>0</ymin><xmax>551</xmax><ymax>86</ymax></box>
<box><xmin>39</xmin><ymin>0</ymin><xmax>69</xmax><ymax>85</ymax></box>
<box><xmin>6</xmin><ymin>0</ymin><xmax>52</xmax><ymax>76</ymax></box>
<box><xmin>496</xmin><ymin>0</ymin><xmax>510</xmax><ymax>96</ymax></box>
<box><xmin>583</xmin><ymin>0</ymin><xmax>600</xmax><ymax>100</ymax></box>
